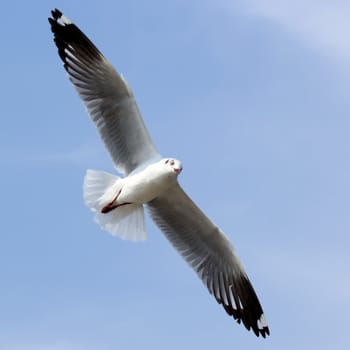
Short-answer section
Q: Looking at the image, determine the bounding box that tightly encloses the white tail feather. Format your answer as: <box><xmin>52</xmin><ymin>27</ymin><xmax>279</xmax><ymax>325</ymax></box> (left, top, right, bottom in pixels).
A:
<box><xmin>83</xmin><ymin>169</ymin><xmax>147</xmax><ymax>241</ymax></box>
<box><xmin>84</xmin><ymin>169</ymin><xmax>120</xmax><ymax>211</ymax></box>
<box><xmin>94</xmin><ymin>205</ymin><xmax>146</xmax><ymax>241</ymax></box>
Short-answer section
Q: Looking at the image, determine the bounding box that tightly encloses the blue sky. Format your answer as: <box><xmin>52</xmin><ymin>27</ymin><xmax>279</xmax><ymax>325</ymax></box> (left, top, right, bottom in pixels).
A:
<box><xmin>1</xmin><ymin>0</ymin><xmax>349</xmax><ymax>349</ymax></box>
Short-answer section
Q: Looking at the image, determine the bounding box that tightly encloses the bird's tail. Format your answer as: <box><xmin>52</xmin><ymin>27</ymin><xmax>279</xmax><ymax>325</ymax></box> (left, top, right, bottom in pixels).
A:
<box><xmin>83</xmin><ymin>169</ymin><xmax>147</xmax><ymax>241</ymax></box>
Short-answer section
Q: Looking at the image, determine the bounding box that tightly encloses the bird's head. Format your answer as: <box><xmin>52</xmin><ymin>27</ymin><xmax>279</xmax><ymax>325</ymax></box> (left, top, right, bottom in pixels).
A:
<box><xmin>163</xmin><ymin>158</ymin><xmax>183</xmax><ymax>176</ymax></box>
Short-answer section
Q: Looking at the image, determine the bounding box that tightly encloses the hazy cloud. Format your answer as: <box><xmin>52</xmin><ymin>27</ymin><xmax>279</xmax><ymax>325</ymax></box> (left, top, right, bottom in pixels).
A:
<box><xmin>257</xmin><ymin>244</ymin><xmax>350</xmax><ymax>303</ymax></box>
<box><xmin>223</xmin><ymin>1</ymin><xmax>350</xmax><ymax>70</ymax></box>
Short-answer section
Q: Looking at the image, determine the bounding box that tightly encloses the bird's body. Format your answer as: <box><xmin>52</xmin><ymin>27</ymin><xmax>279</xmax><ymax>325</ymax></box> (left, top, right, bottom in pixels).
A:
<box><xmin>118</xmin><ymin>159</ymin><xmax>182</xmax><ymax>203</ymax></box>
<box><xmin>98</xmin><ymin>158</ymin><xmax>182</xmax><ymax>211</ymax></box>
<box><xmin>49</xmin><ymin>8</ymin><xmax>270</xmax><ymax>338</ymax></box>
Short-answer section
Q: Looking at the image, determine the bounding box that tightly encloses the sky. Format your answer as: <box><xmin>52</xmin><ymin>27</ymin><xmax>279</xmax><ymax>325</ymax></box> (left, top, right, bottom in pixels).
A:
<box><xmin>1</xmin><ymin>0</ymin><xmax>349</xmax><ymax>349</ymax></box>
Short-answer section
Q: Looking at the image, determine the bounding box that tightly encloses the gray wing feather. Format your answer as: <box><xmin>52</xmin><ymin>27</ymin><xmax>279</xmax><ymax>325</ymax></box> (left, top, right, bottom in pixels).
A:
<box><xmin>147</xmin><ymin>184</ymin><xmax>269</xmax><ymax>337</ymax></box>
<box><xmin>49</xmin><ymin>9</ymin><xmax>160</xmax><ymax>175</ymax></box>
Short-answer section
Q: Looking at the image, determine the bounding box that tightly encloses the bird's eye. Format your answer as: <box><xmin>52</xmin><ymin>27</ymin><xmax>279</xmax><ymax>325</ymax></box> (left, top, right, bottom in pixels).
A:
<box><xmin>170</xmin><ymin>160</ymin><xmax>175</xmax><ymax>166</ymax></box>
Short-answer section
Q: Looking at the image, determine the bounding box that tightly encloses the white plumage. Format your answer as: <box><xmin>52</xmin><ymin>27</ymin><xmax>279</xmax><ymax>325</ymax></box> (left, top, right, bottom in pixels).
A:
<box><xmin>49</xmin><ymin>9</ymin><xmax>270</xmax><ymax>337</ymax></box>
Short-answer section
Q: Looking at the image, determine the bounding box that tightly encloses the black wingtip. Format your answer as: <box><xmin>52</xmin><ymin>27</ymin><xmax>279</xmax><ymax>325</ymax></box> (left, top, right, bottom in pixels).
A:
<box><xmin>214</xmin><ymin>272</ymin><xmax>270</xmax><ymax>338</ymax></box>
<box><xmin>48</xmin><ymin>8</ymin><xmax>103</xmax><ymax>68</ymax></box>
<box><xmin>51</xmin><ymin>8</ymin><xmax>62</xmax><ymax>19</ymax></box>
<box><xmin>48</xmin><ymin>9</ymin><xmax>63</xmax><ymax>26</ymax></box>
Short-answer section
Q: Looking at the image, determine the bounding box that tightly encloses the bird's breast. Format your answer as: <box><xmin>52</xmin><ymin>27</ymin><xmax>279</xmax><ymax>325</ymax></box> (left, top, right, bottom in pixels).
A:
<box><xmin>118</xmin><ymin>165</ymin><xmax>175</xmax><ymax>204</ymax></box>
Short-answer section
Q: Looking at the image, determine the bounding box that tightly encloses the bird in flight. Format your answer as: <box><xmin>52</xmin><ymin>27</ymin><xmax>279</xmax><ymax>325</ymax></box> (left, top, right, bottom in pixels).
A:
<box><xmin>48</xmin><ymin>8</ymin><xmax>269</xmax><ymax>337</ymax></box>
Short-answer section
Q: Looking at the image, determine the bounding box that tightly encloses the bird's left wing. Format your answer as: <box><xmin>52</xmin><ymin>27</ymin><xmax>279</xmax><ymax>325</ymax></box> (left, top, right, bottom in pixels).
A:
<box><xmin>48</xmin><ymin>9</ymin><xmax>161</xmax><ymax>175</ymax></box>
<box><xmin>147</xmin><ymin>184</ymin><xmax>269</xmax><ymax>337</ymax></box>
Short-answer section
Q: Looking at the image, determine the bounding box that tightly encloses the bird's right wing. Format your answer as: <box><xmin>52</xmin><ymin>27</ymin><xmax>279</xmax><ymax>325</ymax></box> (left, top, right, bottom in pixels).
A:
<box><xmin>48</xmin><ymin>9</ymin><xmax>161</xmax><ymax>175</ymax></box>
<box><xmin>147</xmin><ymin>183</ymin><xmax>269</xmax><ymax>337</ymax></box>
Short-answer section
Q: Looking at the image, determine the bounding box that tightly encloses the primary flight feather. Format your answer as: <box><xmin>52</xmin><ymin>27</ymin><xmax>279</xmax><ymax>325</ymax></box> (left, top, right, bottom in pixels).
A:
<box><xmin>48</xmin><ymin>9</ymin><xmax>270</xmax><ymax>337</ymax></box>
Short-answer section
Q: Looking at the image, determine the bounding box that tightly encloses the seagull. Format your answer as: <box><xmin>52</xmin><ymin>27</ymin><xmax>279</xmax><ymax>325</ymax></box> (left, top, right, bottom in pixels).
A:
<box><xmin>48</xmin><ymin>8</ymin><xmax>270</xmax><ymax>337</ymax></box>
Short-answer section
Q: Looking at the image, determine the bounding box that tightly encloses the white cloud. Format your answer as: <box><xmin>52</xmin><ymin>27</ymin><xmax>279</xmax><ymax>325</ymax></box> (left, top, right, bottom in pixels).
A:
<box><xmin>35</xmin><ymin>143</ymin><xmax>104</xmax><ymax>166</ymax></box>
<box><xmin>0</xmin><ymin>142</ymin><xmax>110</xmax><ymax>169</ymax></box>
<box><xmin>222</xmin><ymin>1</ymin><xmax>350</xmax><ymax>69</ymax></box>
<box><xmin>0</xmin><ymin>340</ymin><xmax>87</xmax><ymax>350</ymax></box>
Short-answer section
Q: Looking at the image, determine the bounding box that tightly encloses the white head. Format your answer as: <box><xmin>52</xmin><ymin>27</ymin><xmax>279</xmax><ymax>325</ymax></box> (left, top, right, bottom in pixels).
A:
<box><xmin>162</xmin><ymin>158</ymin><xmax>183</xmax><ymax>176</ymax></box>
